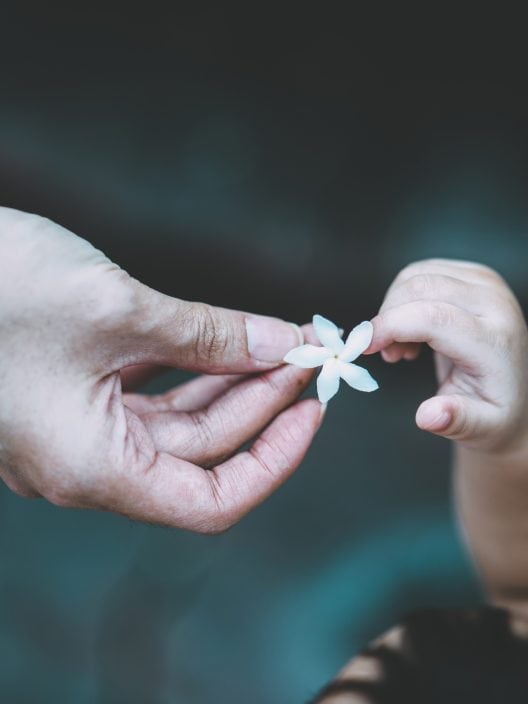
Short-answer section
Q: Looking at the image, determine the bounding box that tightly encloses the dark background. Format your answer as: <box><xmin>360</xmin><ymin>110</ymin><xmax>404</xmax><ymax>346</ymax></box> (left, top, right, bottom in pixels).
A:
<box><xmin>0</xmin><ymin>5</ymin><xmax>526</xmax><ymax>702</ymax></box>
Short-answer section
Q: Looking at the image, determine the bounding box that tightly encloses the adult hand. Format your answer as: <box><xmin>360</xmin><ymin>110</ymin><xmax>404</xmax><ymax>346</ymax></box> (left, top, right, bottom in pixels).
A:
<box><xmin>0</xmin><ymin>207</ymin><xmax>323</xmax><ymax>532</ymax></box>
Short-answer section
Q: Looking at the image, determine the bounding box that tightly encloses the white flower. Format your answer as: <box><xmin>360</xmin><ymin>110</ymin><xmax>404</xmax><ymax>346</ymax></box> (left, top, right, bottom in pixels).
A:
<box><xmin>283</xmin><ymin>314</ymin><xmax>379</xmax><ymax>403</ymax></box>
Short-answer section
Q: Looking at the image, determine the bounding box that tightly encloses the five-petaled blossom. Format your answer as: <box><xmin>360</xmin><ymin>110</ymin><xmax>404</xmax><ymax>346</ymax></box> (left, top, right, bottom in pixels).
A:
<box><xmin>284</xmin><ymin>314</ymin><xmax>379</xmax><ymax>403</ymax></box>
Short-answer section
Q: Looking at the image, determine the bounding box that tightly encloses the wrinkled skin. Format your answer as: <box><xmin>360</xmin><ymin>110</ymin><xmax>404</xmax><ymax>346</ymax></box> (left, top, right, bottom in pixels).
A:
<box><xmin>0</xmin><ymin>207</ymin><xmax>323</xmax><ymax>533</ymax></box>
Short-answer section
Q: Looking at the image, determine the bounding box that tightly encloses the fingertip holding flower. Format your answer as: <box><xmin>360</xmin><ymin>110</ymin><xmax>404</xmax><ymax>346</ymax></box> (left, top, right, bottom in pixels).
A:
<box><xmin>284</xmin><ymin>314</ymin><xmax>379</xmax><ymax>403</ymax></box>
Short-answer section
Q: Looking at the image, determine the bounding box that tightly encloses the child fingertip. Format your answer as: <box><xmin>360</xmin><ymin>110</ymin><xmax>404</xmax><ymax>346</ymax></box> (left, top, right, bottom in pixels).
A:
<box><xmin>382</xmin><ymin>348</ymin><xmax>402</xmax><ymax>364</ymax></box>
<box><xmin>381</xmin><ymin>349</ymin><xmax>395</xmax><ymax>362</ymax></box>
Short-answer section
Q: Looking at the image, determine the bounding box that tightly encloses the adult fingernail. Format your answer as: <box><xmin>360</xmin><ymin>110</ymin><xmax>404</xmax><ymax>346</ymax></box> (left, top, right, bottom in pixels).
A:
<box><xmin>246</xmin><ymin>316</ymin><xmax>303</xmax><ymax>363</ymax></box>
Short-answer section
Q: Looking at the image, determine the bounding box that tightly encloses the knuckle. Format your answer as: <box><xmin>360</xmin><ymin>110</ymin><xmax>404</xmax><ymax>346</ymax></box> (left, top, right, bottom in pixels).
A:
<box><xmin>199</xmin><ymin>507</ymin><xmax>236</xmax><ymax>534</ymax></box>
<box><xmin>406</xmin><ymin>274</ymin><xmax>434</xmax><ymax>298</ymax></box>
<box><xmin>0</xmin><ymin>470</ymin><xmax>40</xmax><ymax>499</ymax></box>
<box><xmin>487</xmin><ymin>295</ymin><xmax>520</xmax><ymax>332</ymax></box>
<box><xmin>202</xmin><ymin>471</ymin><xmax>240</xmax><ymax>534</ymax></box>
<box><xmin>255</xmin><ymin>369</ymin><xmax>293</xmax><ymax>398</ymax></box>
<box><xmin>391</xmin><ymin>263</ymin><xmax>432</xmax><ymax>295</ymax></box>
<box><xmin>427</xmin><ymin>302</ymin><xmax>453</xmax><ymax>328</ymax></box>
<box><xmin>471</xmin><ymin>262</ymin><xmax>504</xmax><ymax>282</ymax></box>
<box><xmin>493</xmin><ymin>312</ymin><xmax>516</xmax><ymax>336</ymax></box>
<box><xmin>255</xmin><ymin>432</ymin><xmax>291</xmax><ymax>478</ymax></box>
<box><xmin>398</xmin><ymin>259</ymin><xmax>437</xmax><ymax>280</ymax></box>
<box><xmin>44</xmin><ymin>484</ymin><xmax>77</xmax><ymax>509</ymax></box>
<box><xmin>199</xmin><ymin>518</ymin><xmax>232</xmax><ymax>535</ymax></box>
<box><xmin>189</xmin><ymin>410</ymin><xmax>218</xmax><ymax>452</ymax></box>
<box><xmin>12</xmin><ymin>485</ymin><xmax>40</xmax><ymax>499</ymax></box>
<box><xmin>192</xmin><ymin>303</ymin><xmax>230</xmax><ymax>366</ymax></box>
<box><xmin>495</xmin><ymin>298</ymin><xmax>522</xmax><ymax>329</ymax></box>
<box><xmin>491</xmin><ymin>317</ymin><xmax>518</xmax><ymax>354</ymax></box>
<box><xmin>398</xmin><ymin>261</ymin><xmax>423</xmax><ymax>280</ymax></box>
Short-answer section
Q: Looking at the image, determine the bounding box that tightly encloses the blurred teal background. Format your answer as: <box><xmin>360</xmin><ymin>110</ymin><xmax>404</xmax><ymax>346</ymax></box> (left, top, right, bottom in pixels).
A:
<box><xmin>1</xmin><ymin>5</ymin><xmax>526</xmax><ymax>702</ymax></box>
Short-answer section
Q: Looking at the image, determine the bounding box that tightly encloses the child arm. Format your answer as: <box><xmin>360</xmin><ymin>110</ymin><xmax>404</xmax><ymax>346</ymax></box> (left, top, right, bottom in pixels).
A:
<box><xmin>368</xmin><ymin>259</ymin><xmax>528</xmax><ymax>615</ymax></box>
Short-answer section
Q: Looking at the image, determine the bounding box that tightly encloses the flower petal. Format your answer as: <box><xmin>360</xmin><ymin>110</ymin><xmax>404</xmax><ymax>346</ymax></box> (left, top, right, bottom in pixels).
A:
<box><xmin>313</xmin><ymin>314</ymin><xmax>345</xmax><ymax>355</ymax></box>
<box><xmin>339</xmin><ymin>320</ymin><xmax>374</xmax><ymax>362</ymax></box>
<box><xmin>283</xmin><ymin>344</ymin><xmax>333</xmax><ymax>368</ymax></box>
<box><xmin>316</xmin><ymin>359</ymin><xmax>341</xmax><ymax>403</ymax></box>
<box><xmin>338</xmin><ymin>361</ymin><xmax>379</xmax><ymax>392</ymax></box>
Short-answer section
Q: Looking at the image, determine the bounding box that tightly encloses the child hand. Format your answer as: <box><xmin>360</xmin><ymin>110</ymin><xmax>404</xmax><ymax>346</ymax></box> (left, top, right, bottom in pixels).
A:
<box><xmin>368</xmin><ymin>259</ymin><xmax>528</xmax><ymax>453</ymax></box>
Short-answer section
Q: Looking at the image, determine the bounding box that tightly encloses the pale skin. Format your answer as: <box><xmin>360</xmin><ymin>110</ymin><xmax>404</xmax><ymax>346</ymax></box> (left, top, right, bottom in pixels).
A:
<box><xmin>319</xmin><ymin>258</ymin><xmax>528</xmax><ymax>701</ymax></box>
<box><xmin>0</xmin><ymin>206</ymin><xmax>324</xmax><ymax>533</ymax></box>
<box><xmin>4</xmin><ymin>215</ymin><xmax>528</xmax><ymax>695</ymax></box>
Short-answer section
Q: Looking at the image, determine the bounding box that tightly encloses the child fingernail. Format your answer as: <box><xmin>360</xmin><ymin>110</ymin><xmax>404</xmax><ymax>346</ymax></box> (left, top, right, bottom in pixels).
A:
<box><xmin>431</xmin><ymin>411</ymin><xmax>452</xmax><ymax>431</ymax></box>
<box><xmin>418</xmin><ymin>404</ymin><xmax>451</xmax><ymax>431</ymax></box>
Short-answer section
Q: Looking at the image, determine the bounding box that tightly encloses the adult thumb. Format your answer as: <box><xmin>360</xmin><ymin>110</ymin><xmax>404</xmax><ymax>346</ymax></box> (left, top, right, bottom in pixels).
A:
<box><xmin>122</xmin><ymin>279</ymin><xmax>303</xmax><ymax>374</ymax></box>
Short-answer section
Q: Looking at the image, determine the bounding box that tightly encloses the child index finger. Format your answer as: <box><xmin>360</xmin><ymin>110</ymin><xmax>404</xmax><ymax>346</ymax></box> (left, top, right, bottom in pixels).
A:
<box><xmin>368</xmin><ymin>301</ymin><xmax>491</xmax><ymax>367</ymax></box>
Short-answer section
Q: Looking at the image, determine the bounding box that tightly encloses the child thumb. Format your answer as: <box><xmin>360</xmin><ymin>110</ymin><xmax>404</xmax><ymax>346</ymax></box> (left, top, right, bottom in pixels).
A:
<box><xmin>415</xmin><ymin>395</ymin><xmax>497</xmax><ymax>445</ymax></box>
